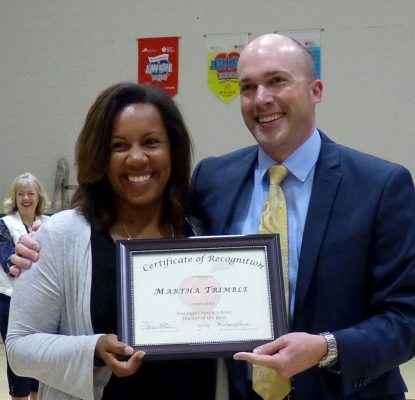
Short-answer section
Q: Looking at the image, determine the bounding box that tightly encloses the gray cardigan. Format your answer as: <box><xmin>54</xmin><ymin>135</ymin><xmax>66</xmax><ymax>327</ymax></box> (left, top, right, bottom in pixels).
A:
<box><xmin>6</xmin><ymin>210</ymin><xmax>111</xmax><ymax>399</ymax></box>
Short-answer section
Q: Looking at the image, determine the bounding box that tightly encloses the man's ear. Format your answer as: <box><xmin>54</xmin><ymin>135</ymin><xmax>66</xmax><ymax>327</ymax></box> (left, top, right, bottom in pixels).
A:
<box><xmin>311</xmin><ymin>80</ymin><xmax>323</xmax><ymax>104</ymax></box>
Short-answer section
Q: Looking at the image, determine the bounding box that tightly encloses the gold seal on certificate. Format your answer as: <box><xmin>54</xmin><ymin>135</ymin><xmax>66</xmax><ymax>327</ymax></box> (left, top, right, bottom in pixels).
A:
<box><xmin>117</xmin><ymin>234</ymin><xmax>287</xmax><ymax>359</ymax></box>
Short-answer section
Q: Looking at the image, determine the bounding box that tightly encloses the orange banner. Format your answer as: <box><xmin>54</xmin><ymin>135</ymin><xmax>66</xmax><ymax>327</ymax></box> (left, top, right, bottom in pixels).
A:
<box><xmin>137</xmin><ymin>37</ymin><xmax>179</xmax><ymax>96</ymax></box>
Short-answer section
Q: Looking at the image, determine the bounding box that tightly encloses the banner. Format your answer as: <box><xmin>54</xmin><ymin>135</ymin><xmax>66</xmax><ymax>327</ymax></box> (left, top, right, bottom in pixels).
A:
<box><xmin>278</xmin><ymin>29</ymin><xmax>322</xmax><ymax>79</ymax></box>
<box><xmin>137</xmin><ymin>36</ymin><xmax>179</xmax><ymax>96</ymax></box>
<box><xmin>206</xmin><ymin>33</ymin><xmax>249</xmax><ymax>104</ymax></box>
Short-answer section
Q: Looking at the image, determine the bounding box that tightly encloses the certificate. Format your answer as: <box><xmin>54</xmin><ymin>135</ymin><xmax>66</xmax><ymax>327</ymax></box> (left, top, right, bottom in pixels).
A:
<box><xmin>116</xmin><ymin>234</ymin><xmax>288</xmax><ymax>359</ymax></box>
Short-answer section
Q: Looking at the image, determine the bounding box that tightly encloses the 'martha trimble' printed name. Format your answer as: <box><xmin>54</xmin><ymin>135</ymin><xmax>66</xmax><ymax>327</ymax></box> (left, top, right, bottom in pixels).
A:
<box><xmin>154</xmin><ymin>286</ymin><xmax>248</xmax><ymax>295</ymax></box>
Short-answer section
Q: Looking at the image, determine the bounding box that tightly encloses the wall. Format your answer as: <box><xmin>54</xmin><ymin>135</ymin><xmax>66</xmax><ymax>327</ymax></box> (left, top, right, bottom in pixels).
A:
<box><xmin>0</xmin><ymin>0</ymin><xmax>414</xmax><ymax>202</ymax></box>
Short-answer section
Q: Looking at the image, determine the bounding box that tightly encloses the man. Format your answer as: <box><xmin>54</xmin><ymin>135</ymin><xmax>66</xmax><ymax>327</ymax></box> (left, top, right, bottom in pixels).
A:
<box><xmin>188</xmin><ymin>34</ymin><xmax>415</xmax><ymax>399</ymax></box>
<box><xmin>11</xmin><ymin>34</ymin><xmax>415</xmax><ymax>399</ymax></box>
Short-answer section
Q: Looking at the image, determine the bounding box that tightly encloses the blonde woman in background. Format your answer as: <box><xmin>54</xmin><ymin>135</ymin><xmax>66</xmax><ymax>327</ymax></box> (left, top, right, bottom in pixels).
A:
<box><xmin>0</xmin><ymin>172</ymin><xmax>50</xmax><ymax>400</ymax></box>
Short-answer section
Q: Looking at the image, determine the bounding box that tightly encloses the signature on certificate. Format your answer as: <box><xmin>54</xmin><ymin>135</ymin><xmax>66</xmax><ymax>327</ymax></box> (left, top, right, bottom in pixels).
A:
<box><xmin>141</xmin><ymin>321</ymin><xmax>177</xmax><ymax>330</ymax></box>
<box><xmin>216</xmin><ymin>320</ymin><xmax>253</xmax><ymax>329</ymax></box>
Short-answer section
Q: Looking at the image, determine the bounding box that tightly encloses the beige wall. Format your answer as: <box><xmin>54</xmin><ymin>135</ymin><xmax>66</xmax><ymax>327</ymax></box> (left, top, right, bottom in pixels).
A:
<box><xmin>1</xmin><ymin>0</ymin><xmax>415</xmax><ymax>202</ymax></box>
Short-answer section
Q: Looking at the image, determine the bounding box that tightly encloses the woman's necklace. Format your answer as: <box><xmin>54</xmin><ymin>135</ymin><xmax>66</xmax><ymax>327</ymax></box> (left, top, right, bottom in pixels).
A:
<box><xmin>120</xmin><ymin>222</ymin><xmax>175</xmax><ymax>239</ymax></box>
<box><xmin>121</xmin><ymin>222</ymin><xmax>134</xmax><ymax>240</ymax></box>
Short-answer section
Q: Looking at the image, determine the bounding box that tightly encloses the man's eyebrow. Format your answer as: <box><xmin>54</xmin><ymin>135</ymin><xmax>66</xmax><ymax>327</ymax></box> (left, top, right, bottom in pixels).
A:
<box><xmin>240</xmin><ymin>70</ymin><xmax>288</xmax><ymax>84</ymax></box>
<box><xmin>238</xmin><ymin>77</ymin><xmax>252</xmax><ymax>84</ymax></box>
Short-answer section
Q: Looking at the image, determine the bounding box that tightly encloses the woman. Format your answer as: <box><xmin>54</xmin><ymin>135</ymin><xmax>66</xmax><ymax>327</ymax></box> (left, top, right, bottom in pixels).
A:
<box><xmin>6</xmin><ymin>83</ymin><xmax>218</xmax><ymax>400</ymax></box>
<box><xmin>0</xmin><ymin>172</ymin><xmax>50</xmax><ymax>400</ymax></box>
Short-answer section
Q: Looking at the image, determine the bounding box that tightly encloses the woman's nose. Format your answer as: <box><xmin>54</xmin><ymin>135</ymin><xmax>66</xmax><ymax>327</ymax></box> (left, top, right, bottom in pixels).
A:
<box><xmin>127</xmin><ymin>146</ymin><xmax>147</xmax><ymax>164</ymax></box>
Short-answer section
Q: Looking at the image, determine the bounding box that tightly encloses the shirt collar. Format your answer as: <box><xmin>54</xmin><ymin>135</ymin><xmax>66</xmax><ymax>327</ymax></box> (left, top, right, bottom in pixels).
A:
<box><xmin>257</xmin><ymin>128</ymin><xmax>321</xmax><ymax>183</ymax></box>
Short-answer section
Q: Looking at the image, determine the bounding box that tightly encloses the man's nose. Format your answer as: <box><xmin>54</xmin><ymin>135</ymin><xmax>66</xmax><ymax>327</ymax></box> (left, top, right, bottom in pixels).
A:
<box><xmin>254</xmin><ymin>85</ymin><xmax>272</xmax><ymax>105</ymax></box>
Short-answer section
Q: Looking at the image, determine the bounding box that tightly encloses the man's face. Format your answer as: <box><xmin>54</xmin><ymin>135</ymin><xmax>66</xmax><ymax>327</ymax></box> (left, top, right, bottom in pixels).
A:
<box><xmin>237</xmin><ymin>36</ymin><xmax>322</xmax><ymax>162</ymax></box>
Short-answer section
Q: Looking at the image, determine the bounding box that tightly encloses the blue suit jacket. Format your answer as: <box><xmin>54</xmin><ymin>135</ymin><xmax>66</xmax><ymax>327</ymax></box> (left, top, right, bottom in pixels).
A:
<box><xmin>188</xmin><ymin>132</ymin><xmax>415</xmax><ymax>399</ymax></box>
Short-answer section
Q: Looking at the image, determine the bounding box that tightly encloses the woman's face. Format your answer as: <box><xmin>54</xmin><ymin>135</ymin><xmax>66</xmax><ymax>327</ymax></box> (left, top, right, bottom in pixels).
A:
<box><xmin>108</xmin><ymin>102</ymin><xmax>171</xmax><ymax>216</ymax></box>
<box><xmin>16</xmin><ymin>186</ymin><xmax>39</xmax><ymax>218</ymax></box>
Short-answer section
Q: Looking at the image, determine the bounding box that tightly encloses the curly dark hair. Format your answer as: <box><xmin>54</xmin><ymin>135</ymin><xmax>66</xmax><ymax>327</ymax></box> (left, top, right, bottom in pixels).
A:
<box><xmin>71</xmin><ymin>82</ymin><xmax>192</xmax><ymax>235</ymax></box>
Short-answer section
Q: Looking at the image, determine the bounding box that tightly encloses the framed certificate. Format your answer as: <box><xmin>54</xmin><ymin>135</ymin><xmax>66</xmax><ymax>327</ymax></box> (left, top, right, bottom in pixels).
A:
<box><xmin>116</xmin><ymin>234</ymin><xmax>287</xmax><ymax>359</ymax></box>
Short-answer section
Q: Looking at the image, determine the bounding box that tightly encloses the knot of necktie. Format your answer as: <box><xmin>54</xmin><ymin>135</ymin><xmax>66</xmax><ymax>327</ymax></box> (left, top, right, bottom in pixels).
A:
<box><xmin>268</xmin><ymin>164</ymin><xmax>288</xmax><ymax>186</ymax></box>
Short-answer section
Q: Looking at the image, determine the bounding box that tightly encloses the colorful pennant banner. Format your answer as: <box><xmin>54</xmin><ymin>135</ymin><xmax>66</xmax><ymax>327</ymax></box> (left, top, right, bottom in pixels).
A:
<box><xmin>206</xmin><ymin>33</ymin><xmax>249</xmax><ymax>104</ymax></box>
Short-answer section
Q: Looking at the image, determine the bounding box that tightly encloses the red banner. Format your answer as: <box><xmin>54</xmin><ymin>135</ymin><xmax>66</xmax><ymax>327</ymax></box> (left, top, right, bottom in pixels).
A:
<box><xmin>137</xmin><ymin>37</ymin><xmax>179</xmax><ymax>96</ymax></box>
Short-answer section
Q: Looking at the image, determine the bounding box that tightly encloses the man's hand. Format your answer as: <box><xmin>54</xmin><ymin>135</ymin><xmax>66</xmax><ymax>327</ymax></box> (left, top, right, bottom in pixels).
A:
<box><xmin>233</xmin><ymin>332</ymin><xmax>328</xmax><ymax>378</ymax></box>
<box><xmin>9</xmin><ymin>233</ymin><xmax>41</xmax><ymax>277</ymax></box>
<box><xmin>95</xmin><ymin>334</ymin><xmax>145</xmax><ymax>377</ymax></box>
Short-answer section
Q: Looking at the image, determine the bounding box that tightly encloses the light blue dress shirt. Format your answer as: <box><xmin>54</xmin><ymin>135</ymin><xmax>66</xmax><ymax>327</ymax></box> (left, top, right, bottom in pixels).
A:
<box><xmin>227</xmin><ymin>129</ymin><xmax>321</xmax><ymax>316</ymax></box>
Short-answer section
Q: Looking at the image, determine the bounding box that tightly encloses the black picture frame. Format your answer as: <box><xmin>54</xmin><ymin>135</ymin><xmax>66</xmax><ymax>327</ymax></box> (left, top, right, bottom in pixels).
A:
<box><xmin>116</xmin><ymin>234</ymin><xmax>287</xmax><ymax>360</ymax></box>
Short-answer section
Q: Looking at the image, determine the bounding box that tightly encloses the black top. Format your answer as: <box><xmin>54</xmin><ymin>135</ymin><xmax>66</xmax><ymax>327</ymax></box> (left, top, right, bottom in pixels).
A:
<box><xmin>90</xmin><ymin>226</ymin><xmax>217</xmax><ymax>400</ymax></box>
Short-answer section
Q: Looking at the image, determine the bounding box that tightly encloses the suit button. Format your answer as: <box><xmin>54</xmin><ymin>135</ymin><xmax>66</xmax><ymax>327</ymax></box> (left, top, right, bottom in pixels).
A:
<box><xmin>354</xmin><ymin>377</ymin><xmax>370</xmax><ymax>389</ymax></box>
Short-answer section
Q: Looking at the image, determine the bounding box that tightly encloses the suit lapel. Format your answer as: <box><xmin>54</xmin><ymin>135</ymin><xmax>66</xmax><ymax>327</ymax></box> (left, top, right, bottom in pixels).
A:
<box><xmin>212</xmin><ymin>147</ymin><xmax>258</xmax><ymax>234</ymax></box>
<box><xmin>294</xmin><ymin>134</ymin><xmax>342</xmax><ymax>315</ymax></box>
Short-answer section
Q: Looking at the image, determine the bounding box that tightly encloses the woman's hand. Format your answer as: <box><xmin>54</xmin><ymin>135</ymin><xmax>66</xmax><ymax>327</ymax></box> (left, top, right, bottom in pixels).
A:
<box><xmin>233</xmin><ymin>332</ymin><xmax>327</xmax><ymax>378</ymax></box>
<box><xmin>95</xmin><ymin>334</ymin><xmax>145</xmax><ymax>377</ymax></box>
<box><xmin>9</xmin><ymin>233</ymin><xmax>41</xmax><ymax>277</ymax></box>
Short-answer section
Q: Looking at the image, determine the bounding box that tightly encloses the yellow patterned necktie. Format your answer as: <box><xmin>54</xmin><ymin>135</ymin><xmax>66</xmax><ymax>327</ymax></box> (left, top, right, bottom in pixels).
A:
<box><xmin>253</xmin><ymin>164</ymin><xmax>291</xmax><ymax>400</ymax></box>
